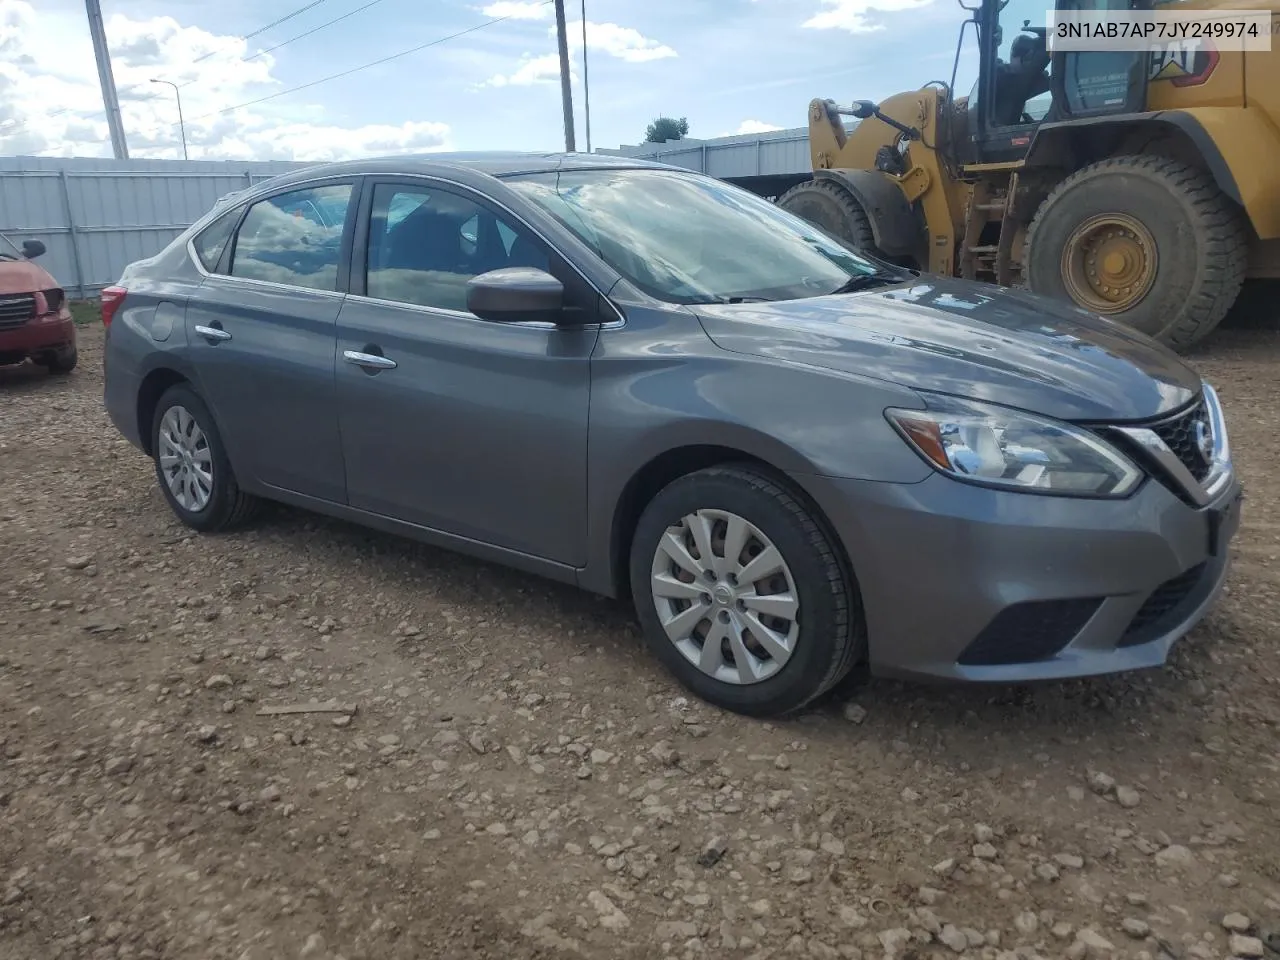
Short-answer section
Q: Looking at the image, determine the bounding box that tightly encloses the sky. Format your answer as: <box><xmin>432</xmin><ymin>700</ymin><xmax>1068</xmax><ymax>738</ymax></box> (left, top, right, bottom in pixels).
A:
<box><xmin>0</xmin><ymin>0</ymin><xmax>979</xmax><ymax>162</ymax></box>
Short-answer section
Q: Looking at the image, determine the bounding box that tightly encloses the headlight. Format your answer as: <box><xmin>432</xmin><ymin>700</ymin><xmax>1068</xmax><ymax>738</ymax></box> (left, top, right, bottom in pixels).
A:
<box><xmin>885</xmin><ymin>395</ymin><xmax>1142</xmax><ymax>497</ymax></box>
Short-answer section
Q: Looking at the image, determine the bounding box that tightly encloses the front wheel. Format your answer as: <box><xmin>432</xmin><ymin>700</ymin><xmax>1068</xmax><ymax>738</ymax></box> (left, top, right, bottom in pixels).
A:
<box><xmin>777</xmin><ymin>178</ymin><xmax>878</xmax><ymax>254</ymax></box>
<box><xmin>628</xmin><ymin>465</ymin><xmax>862</xmax><ymax>717</ymax></box>
<box><xmin>44</xmin><ymin>346</ymin><xmax>77</xmax><ymax>375</ymax></box>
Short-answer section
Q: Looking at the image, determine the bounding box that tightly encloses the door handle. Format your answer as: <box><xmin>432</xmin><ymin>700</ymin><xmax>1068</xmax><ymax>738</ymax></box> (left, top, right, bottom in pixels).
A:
<box><xmin>194</xmin><ymin>324</ymin><xmax>231</xmax><ymax>342</ymax></box>
<box><xmin>343</xmin><ymin>350</ymin><xmax>397</xmax><ymax>371</ymax></box>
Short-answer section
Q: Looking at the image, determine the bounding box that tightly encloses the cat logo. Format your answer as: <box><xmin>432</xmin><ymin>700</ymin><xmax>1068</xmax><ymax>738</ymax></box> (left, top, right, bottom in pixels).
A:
<box><xmin>1149</xmin><ymin>40</ymin><xmax>1220</xmax><ymax>87</ymax></box>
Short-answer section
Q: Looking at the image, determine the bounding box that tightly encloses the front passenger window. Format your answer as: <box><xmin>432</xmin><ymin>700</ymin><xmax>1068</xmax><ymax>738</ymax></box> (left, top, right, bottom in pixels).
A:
<box><xmin>365</xmin><ymin>183</ymin><xmax>550</xmax><ymax>313</ymax></box>
<box><xmin>229</xmin><ymin>183</ymin><xmax>353</xmax><ymax>291</ymax></box>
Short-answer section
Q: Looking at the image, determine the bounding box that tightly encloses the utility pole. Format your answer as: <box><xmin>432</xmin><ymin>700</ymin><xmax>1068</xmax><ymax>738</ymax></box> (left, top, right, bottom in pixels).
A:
<box><xmin>151</xmin><ymin>79</ymin><xmax>188</xmax><ymax>160</ymax></box>
<box><xmin>581</xmin><ymin>0</ymin><xmax>591</xmax><ymax>153</ymax></box>
<box><xmin>85</xmin><ymin>0</ymin><xmax>129</xmax><ymax>159</ymax></box>
<box><xmin>554</xmin><ymin>0</ymin><xmax>576</xmax><ymax>153</ymax></box>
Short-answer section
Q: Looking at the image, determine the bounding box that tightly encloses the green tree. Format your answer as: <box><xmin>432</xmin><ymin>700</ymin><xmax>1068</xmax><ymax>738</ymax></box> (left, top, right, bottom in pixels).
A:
<box><xmin>644</xmin><ymin>116</ymin><xmax>689</xmax><ymax>143</ymax></box>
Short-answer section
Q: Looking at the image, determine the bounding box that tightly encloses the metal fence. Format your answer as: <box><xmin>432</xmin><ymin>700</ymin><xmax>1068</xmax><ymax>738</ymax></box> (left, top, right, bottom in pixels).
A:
<box><xmin>1</xmin><ymin>133</ymin><xmax>831</xmax><ymax>298</ymax></box>
<box><xmin>602</xmin><ymin>126</ymin><xmax>814</xmax><ymax>180</ymax></box>
<box><xmin>0</xmin><ymin>157</ymin><xmax>311</xmax><ymax>297</ymax></box>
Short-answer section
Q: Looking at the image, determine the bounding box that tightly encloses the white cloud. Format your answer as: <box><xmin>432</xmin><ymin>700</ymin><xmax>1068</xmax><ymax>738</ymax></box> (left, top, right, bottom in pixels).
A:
<box><xmin>0</xmin><ymin>1</ymin><xmax>452</xmax><ymax>161</ymax></box>
<box><xmin>207</xmin><ymin>119</ymin><xmax>451</xmax><ymax>162</ymax></box>
<box><xmin>803</xmin><ymin>0</ymin><xmax>935</xmax><ymax>33</ymax></box>
<box><xmin>566</xmin><ymin>20</ymin><xmax>677</xmax><ymax>63</ymax></box>
<box><xmin>480</xmin><ymin>1</ymin><xmax>552</xmax><ymax>19</ymax></box>
<box><xmin>735</xmin><ymin>119</ymin><xmax>783</xmax><ymax>134</ymax></box>
<box><xmin>481</xmin><ymin>18</ymin><xmax>673</xmax><ymax>87</ymax></box>
<box><xmin>480</xmin><ymin>52</ymin><xmax>571</xmax><ymax>88</ymax></box>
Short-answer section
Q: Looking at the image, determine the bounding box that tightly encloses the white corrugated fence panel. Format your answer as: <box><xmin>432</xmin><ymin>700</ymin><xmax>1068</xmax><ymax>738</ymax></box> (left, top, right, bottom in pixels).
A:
<box><xmin>0</xmin><ymin>156</ymin><xmax>310</xmax><ymax>295</ymax></box>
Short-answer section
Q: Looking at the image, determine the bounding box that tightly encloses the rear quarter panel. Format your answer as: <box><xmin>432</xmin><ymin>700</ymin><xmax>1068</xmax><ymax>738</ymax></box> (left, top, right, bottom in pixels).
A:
<box><xmin>103</xmin><ymin>248</ymin><xmax>204</xmax><ymax>451</ymax></box>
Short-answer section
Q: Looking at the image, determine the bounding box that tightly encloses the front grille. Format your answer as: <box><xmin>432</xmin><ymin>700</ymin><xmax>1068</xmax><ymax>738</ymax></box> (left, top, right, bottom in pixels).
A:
<box><xmin>1118</xmin><ymin>563</ymin><xmax>1206</xmax><ymax>647</ymax></box>
<box><xmin>0</xmin><ymin>294</ymin><xmax>35</xmax><ymax>330</ymax></box>
<box><xmin>958</xmin><ymin>597</ymin><xmax>1103</xmax><ymax>666</ymax></box>
<box><xmin>1151</xmin><ymin>399</ymin><xmax>1213</xmax><ymax>482</ymax></box>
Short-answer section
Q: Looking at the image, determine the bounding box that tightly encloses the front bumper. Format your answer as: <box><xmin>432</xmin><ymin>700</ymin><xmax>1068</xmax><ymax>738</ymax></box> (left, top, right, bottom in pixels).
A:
<box><xmin>0</xmin><ymin>312</ymin><xmax>76</xmax><ymax>362</ymax></box>
<box><xmin>794</xmin><ymin>468</ymin><xmax>1242</xmax><ymax>683</ymax></box>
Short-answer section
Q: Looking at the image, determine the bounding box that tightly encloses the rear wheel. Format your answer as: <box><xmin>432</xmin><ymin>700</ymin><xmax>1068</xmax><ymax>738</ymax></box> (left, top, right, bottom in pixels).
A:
<box><xmin>150</xmin><ymin>384</ymin><xmax>260</xmax><ymax>532</ymax></box>
<box><xmin>777</xmin><ymin>178</ymin><xmax>877</xmax><ymax>253</ymax></box>
<box><xmin>628</xmin><ymin>465</ymin><xmax>862</xmax><ymax>717</ymax></box>
<box><xmin>1024</xmin><ymin>155</ymin><xmax>1247</xmax><ymax>350</ymax></box>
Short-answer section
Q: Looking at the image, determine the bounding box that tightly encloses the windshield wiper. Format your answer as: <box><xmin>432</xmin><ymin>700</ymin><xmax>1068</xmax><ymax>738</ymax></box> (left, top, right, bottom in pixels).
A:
<box><xmin>687</xmin><ymin>295</ymin><xmax>775</xmax><ymax>305</ymax></box>
<box><xmin>826</xmin><ymin>271</ymin><xmax>902</xmax><ymax>296</ymax></box>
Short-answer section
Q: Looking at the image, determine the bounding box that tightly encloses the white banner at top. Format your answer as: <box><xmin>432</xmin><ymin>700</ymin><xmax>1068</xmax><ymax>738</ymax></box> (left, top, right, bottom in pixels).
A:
<box><xmin>1047</xmin><ymin>9</ymin><xmax>1274</xmax><ymax>51</ymax></box>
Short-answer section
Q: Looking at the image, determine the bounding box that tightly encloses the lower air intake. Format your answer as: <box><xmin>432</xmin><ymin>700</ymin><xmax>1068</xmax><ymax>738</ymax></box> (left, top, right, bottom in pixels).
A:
<box><xmin>1119</xmin><ymin>563</ymin><xmax>1207</xmax><ymax>647</ymax></box>
<box><xmin>958</xmin><ymin>598</ymin><xmax>1103</xmax><ymax>666</ymax></box>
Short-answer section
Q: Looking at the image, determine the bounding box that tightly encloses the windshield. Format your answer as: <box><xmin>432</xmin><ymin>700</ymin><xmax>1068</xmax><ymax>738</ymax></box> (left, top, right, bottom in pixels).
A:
<box><xmin>505</xmin><ymin>168</ymin><xmax>885</xmax><ymax>304</ymax></box>
<box><xmin>0</xmin><ymin>232</ymin><xmax>22</xmax><ymax>259</ymax></box>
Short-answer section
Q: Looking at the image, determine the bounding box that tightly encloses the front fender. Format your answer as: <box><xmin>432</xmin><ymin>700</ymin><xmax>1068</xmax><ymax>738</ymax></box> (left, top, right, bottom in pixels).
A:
<box><xmin>1026</xmin><ymin>108</ymin><xmax>1280</xmax><ymax>240</ymax></box>
<box><xmin>1173</xmin><ymin>106</ymin><xmax>1280</xmax><ymax>240</ymax></box>
<box><xmin>578</xmin><ymin>337</ymin><xmax>930</xmax><ymax>596</ymax></box>
<box><xmin>814</xmin><ymin>168</ymin><xmax>920</xmax><ymax>257</ymax></box>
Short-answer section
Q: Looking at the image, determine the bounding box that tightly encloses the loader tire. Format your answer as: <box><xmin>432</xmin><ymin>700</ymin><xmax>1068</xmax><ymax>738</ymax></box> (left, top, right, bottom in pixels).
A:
<box><xmin>1023</xmin><ymin>155</ymin><xmax>1247</xmax><ymax>351</ymax></box>
<box><xmin>778</xmin><ymin>179</ymin><xmax>878</xmax><ymax>254</ymax></box>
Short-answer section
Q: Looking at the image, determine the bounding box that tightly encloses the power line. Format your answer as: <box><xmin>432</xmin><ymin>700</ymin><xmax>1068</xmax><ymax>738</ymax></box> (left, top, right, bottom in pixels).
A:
<box><xmin>242</xmin><ymin>0</ymin><xmax>333</xmax><ymax>40</ymax></box>
<box><xmin>188</xmin><ymin>3</ymin><xmax>553</xmax><ymax>121</ymax></box>
<box><xmin>192</xmin><ymin>0</ymin><xmax>334</xmax><ymax>64</ymax></box>
<box><xmin>243</xmin><ymin>0</ymin><xmax>391</xmax><ymax>63</ymax></box>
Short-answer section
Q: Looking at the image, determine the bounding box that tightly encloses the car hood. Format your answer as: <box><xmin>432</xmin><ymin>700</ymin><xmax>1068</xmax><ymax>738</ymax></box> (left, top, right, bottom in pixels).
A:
<box><xmin>0</xmin><ymin>259</ymin><xmax>57</xmax><ymax>295</ymax></box>
<box><xmin>693</xmin><ymin>277</ymin><xmax>1201</xmax><ymax>422</ymax></box>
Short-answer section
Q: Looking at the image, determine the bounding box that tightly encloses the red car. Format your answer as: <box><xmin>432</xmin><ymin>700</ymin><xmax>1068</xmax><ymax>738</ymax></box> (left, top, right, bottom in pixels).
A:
<box><xmin>0</xmin><ymin>235</ymin><xmax>77</xmax><ymax>374</ymax></box>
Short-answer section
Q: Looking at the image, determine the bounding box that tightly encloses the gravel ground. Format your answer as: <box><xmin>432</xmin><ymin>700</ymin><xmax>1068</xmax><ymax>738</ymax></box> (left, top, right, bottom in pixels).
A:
<box><xmin>3</xmin><ymin>322</ymin><xmax>1280</xmax><ymax>960</ymax></box>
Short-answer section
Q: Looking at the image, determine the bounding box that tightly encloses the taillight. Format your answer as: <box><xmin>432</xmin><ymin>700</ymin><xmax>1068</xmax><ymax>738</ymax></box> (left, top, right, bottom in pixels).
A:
<box><xmin>100</xmin><ymin>285</ymin><xmax>127</xmax><ymax>328</ymax></box>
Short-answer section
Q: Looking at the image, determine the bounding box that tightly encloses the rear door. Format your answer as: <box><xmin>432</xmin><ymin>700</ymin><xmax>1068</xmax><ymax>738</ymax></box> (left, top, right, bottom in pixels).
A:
<box><xmin>185</xmin><ymin>178</ymin><xmax>357</xmax><ymax>503</ymax></box>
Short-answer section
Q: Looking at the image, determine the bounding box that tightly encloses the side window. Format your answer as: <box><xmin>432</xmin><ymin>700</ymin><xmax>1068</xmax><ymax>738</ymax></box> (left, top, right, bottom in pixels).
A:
<box><xmin>365</xmin><ymin>182</ymin><xmax>551</xmax><ymax>313</ymax></box>
<box><xmin>191</xmin><ymin>208</ymin><xmax>239</xmax><ymax>272</ymax></box>
<box><xmin>229</xmin><ymin>183</ymin><xmax>353</xmax><ymax>291</ymax></box>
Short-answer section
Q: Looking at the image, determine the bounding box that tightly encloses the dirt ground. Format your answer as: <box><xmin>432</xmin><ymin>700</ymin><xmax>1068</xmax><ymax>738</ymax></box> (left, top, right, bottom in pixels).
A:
<box><xmin>2</xmin><ymin>320</ymin><xmax>1280</xmax><ymax>960</ymax></box>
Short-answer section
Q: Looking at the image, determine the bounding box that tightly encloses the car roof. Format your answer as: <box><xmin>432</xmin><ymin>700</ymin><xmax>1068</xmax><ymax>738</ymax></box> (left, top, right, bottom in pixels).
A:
<box><xmin>261</xmin><ymin>151</ymin><xmax>679</xmax><ymax>190</ymax></box>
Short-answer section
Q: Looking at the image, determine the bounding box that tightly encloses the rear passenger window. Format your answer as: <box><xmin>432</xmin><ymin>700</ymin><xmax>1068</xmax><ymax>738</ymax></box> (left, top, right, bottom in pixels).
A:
<box><xmin>191</xmin><ymin>208</ymin><xmax>239</xmax><ymax>272</ymax></box>
<box><xmin>229</xmin><ymin>184</ymin><xmax>353</xmax><ymax>291</ymax></box>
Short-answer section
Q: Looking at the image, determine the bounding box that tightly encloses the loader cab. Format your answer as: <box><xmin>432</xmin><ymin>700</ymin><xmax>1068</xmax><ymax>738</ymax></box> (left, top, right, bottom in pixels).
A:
<box><xmin>962</xmin><ymin>0</ymin><xmax>1150</xmax><ymax>164</ymax></box>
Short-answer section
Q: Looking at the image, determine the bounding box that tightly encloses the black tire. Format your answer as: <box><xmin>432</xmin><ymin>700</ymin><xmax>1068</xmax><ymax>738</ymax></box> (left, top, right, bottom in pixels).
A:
<box><xmin>777</xmin><ymin>179</ymin><xmax>878</xmax><ymax>253</ymax></box>
<box><xmin>150</xmin><ymin>384</ymin><xmax>260</xmax><ymax>532</ymax></box>
<box><xmin>45</xmin><ymin>346</ymin><xmax>77</xmax><ymax>375</ymax></box>
<box><xmin>1023</xmin><ymin>155</ymin><xmax>1247</xmax><ymax>351</ymax></box>
<box><xmin>1222</xmin><ymin>279</ymin><xmax>1280</xmax><ymax>331</ymax></box>
<box><xmin>628</xmin><ymin>464</ymin><xmax>862</xmax><ymax>717</ymax></box>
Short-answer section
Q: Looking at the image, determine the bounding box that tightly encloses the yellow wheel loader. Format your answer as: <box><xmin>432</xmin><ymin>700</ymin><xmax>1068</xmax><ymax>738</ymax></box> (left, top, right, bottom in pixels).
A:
<box><xmin>776</xmin><ymin>0</ymin><xmax>1280</xmax><ymax>350</ymax></box>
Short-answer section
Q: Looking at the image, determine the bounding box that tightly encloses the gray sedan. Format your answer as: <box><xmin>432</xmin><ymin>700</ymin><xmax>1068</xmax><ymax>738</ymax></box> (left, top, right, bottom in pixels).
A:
<box><xmin>101</xmin><ymin>153</ymin><xmax>1242</xmax><ymax>717</ymax></box>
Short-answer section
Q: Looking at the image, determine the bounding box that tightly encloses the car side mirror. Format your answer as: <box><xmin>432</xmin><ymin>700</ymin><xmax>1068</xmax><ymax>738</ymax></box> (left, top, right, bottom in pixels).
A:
<box><xmin>21</xmin><ymin>239</ymin><xmax>46</xmax><ymax>259</ymax></box>
<box><xmin>466</xmin><ymin>267</ymin><xmax>565</xmax><ymax>324</ymax></box>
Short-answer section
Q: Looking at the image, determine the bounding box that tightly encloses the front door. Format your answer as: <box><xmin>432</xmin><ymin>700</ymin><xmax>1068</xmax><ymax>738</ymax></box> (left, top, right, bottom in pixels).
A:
<box><xmin>185</xmin><ymin>179</ymin><xmax>356</xmax><ymax>504</ymax></box>
<box><xmin>335</xmin><ymin>178</ymin><xmax>599</xmax><ymax>566</ymax></box>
